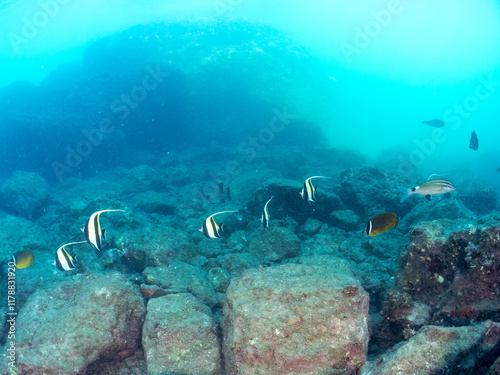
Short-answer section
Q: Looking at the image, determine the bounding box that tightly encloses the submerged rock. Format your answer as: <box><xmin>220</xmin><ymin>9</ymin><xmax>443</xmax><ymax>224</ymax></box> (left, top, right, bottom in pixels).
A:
<box><xmin>396</xmin><ymin>222</ymin><xmax>500</xmax><ymax>324</ymax></box>
<box><xmin>334</xmin><ymin>167</ymin><xmax>411</xmax><ymax>219</ymax></box>
<box><xmin>143</xmin><ymin>261</ymin><xmax>218</xmax><ymax>308</ymax></box>
<box><xmin>330</xmin><ymin>209</ymin><xmax>360</xmax><ymax>231</ymax></box>
<box><xmin>15</xmin><ymin>272</ymin><xmax>145</xmax><ymax>375</ymax></box>
<box><xmin>248</xmin><ymin>225</ymin><xmax>300</xmax><ymax>262</ymax></box>
<box><xmin>142</xmin><ymin>293</ymin><xmax>221</xmax><ymax>375</ymax></box>
<box><xmin>399</xmin><ymin>195</ymin><xmax>475</xmax><ymax>230</ymax></box>
<box><xmin>361</xmin><ymin>321</ymin><xmax>500</xmax><ymax>375</ymax></box>
<box><xmin>223</xmin><ymin>257</ymin><xmax>369</xmax><ymax>374</ymax></box>
<box><xmin>0</xmin><ymin>171</ymin><xmax>48</xmax><ymax>219</ymax></box>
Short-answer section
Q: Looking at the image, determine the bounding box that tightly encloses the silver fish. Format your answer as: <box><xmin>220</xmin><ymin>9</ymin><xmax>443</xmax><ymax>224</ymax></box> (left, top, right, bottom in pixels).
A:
<box><xmin>398</xmin><ymin>178</ymin><xmax>455</xmax><ymax>203</ymax></box>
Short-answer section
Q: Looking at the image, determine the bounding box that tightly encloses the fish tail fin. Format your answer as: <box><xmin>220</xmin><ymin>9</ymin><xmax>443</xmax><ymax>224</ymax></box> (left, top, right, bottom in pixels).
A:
<box><xmin>397</xmin><ymin>186</ymin><xmax>411</xmax><ymax>203</ymax></box>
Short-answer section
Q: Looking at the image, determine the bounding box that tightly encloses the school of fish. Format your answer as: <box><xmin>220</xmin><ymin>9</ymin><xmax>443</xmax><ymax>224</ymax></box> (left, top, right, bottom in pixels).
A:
<box><xmin>12</xmin><ymin>173</ymin><xmax>456</xmax><ymax>270</ymax></box>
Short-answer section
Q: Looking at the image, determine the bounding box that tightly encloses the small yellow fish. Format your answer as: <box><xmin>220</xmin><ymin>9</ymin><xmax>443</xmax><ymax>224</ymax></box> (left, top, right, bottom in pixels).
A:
<box><xmin>13</xmin><ymin>249</ymin><xmax>35</xmax><ymax>269</ymax></box>
<box><xmin>364</xmin><ymin>212</ymin><xmax>399</xmax><ymax>236</ymax></box>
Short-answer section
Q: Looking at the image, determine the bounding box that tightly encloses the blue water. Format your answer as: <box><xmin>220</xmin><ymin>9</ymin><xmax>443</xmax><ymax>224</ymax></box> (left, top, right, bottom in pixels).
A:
<box><xmin>1</xmin><ymin>0</ymin><xmax>500</xmax><ymax>186</ymax></box>
<box><xmin>2</xmin><ymin>1</ymin><xmax>500</xmax><ymax>373</ymax></box>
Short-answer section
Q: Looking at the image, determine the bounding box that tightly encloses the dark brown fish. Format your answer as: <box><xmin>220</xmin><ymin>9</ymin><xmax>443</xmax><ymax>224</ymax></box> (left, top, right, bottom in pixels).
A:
<box><xmin>469</xmin><ymin>130</ymin><xmax>478</xmax><ymax>151</ymax></box>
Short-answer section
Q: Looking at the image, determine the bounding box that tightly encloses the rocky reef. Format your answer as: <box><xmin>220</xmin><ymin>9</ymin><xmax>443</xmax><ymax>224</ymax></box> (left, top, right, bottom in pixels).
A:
<box><xmin>223</xmin><ymin>256</ymin><xmax>369</xmax><ymax>374</ymax></box>
<box><xmin>2</xmin><ymin>17</ymin><xmax>500</xmax><ymax>375</ymax></box>
<box><xmin>15</xmin><ymin>272</ymin><xmax>145</xmax><ymax>375</ymax></box>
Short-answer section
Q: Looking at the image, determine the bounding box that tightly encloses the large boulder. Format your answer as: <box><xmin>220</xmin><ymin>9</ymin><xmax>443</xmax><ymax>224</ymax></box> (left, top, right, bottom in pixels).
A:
<box><xmin>0</xmin><ymin>171</ymin><xmax>48</xmax><ymax>219</ymax></box>
<box><xmin>397</xmin><ymin>222</ymin><xmax>500</xmax><ymax>323</ymax></box>
<box><xmin>333</xmin><ymin>167</ymin><xmax>411</xmax><ymax>219</ymax></box>
<box><xmin>399</xmin><ymin>195</ymin><xmax>475</xmax><ymax>230</ymax></box>
<box><xmin>16</xmin><ymin>272</ymin><xmax>145</xmax><ymax>375</ymax></box>
<box><xmin>361</xmin><ymin>321</ymin><xmax>500</xmax><ymax>375</ymax></box>
<box><xmin>142</xmin><ymin>261</ymin><xmax>219</xmax><ymax>308</ymax></box>
<box><xmin>248</xmin><ymin>226</ymin><xmax>300</xmax><ymax>262</ymax></box>
<box><xmin>223</xmin><ymin>256</ymin><xmax>369</xmax><ymax>374</ymax></box>
<box><xmin>142</xmin><ymin>293</ymin><xmax>221</xmax><ymax>375</ymax></box>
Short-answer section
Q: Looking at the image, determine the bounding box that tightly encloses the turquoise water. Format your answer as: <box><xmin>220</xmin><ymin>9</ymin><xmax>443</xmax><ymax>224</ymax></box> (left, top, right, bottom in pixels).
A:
<box><xmin>2</xmin><ymin>0</ymin><xmax>500</xmax><ymax>186</ymax></box>
<box><xmin>2</xmin><ymin>1</ymin><xmax>500</xmax><ymax>373</ymax></box>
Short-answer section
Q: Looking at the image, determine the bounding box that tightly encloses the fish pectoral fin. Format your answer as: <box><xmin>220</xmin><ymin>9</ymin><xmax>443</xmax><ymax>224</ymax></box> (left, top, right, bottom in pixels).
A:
<box><xmin>426</xmin><ymin>195</ymin><xmax>431</xmax><ymax>201</ymax></box>
<box><xmin>220</xmin><ymin>223</ymin><xmax>225</xmax><ymax>232</ymax></box>
<box><xmin>102</xmin><ymin>229</ymin><xmax>107</xmax><ymax>240</ymax></box>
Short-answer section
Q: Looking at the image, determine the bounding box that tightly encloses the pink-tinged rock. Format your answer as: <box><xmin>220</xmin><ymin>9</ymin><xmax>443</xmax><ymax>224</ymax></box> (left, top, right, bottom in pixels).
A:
<box><xmin>223</xmin><ymin>256</ymin><xmax>369</xmax><ymax>375</ymax></box>
<box><xmin>361</xmin><ymin>321</ymin><xmax>500</xmax><ymax>375</ymax></box>
<box><xmin>142</xmin><ymin>293</ymin><xmax>221</xmax><ymax>375</ymax></box>
<box><xmin>15</xmin><ymin>272</ymin><xmax>145</xmax><ymax>375</ymax></box>
<box><xmin>139</xmin><ymin>284</ymin><xmax>168</xmax><ymax>300</ymax></box>
<box><xmin>397</xmin><ymin>223</ymin><xmax>500</xmax><ymax>324</ymax></box>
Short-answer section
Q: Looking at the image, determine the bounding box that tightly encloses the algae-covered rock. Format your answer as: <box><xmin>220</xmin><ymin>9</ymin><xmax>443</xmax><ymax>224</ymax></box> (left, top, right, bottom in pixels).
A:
<box><xmin>207</xmin><ymin>267</ymin><xmax>231</xmax><ymax>293</ymax></box>
<box><xmin>334</xmin><ymin>167</ymin><xmax>410</xmax><ymax>219</ymax></box>
<box><xmin>330</xmin><ymin>209</ymin><xmax>360</xmax><ymax>231</ymax></box>
<box><xmin>0</xmin><ymin>171</ymin><xmax>48</xmax><ymax>219</ymax></box>
<box><xmin>143</xmin><ymin>261</ymin><xmax>218</xmax><ymax>307</ymax></box>
<box><xmin>396</xmin><ymin>222</ymin><xmax>500</xmax><ymax>324</ymax></box>
<box><xmin>15</xmin><ymin>272</ymin><xmax>145</xmax><ymax>375</ymax></box>
<box><xmin>248</xmin><ymin>225</ymin><xmax>300</xmax><ymax>262</ymax></box>
<box><xmin>223</xmin><ymin>257</ymin><xmax>369</xmax><ymax>374</ymax></box>
<box><xmin>400</xmin><ymin>195</ymin><xmax>475</xmax><ymax>230</ymax></box>
<box><xmin>142</xmin><ymin>293</ymin><xmax>221</xmax><ymax>375</ymax></box>
<box><xmin>362</xmin><ymin>321</ymin><xmax>500</xmax><ymax>375</ymax></box>
<box><xmin>118</xmin><ymin>223</ymin><xmax>196</xmax><ymax>267</ymax></box>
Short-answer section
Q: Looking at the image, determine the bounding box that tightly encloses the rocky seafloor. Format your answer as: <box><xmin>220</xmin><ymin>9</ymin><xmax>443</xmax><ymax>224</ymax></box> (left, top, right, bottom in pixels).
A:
<box><xmin>1</xmin><ymin>148</ymin><xmax>500</xmax><ymax>374</ymax></box>
<box><xmin>2</xmin><ymin>18</ymin><xmax>500</xmax><ymax>375</ymax></box>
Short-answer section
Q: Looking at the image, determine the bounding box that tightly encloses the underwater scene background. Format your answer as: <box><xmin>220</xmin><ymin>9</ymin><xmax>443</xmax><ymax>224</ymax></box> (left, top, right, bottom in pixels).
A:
<box><xmin>2</xmin><ymin>0</ymin><xmax>500</xmax><ymax>374</ymax></box>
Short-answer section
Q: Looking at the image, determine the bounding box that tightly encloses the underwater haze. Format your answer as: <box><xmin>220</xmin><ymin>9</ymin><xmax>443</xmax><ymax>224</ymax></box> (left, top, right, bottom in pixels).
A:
<box><xmin>4</xmin><ymin>1</ymin><xmax>500</xmax><ymax>374</ymax></box>
<box><xmin>1</xmin><ymin>0</ymin><xmax>500</xmax><ymax>185</ymax></box>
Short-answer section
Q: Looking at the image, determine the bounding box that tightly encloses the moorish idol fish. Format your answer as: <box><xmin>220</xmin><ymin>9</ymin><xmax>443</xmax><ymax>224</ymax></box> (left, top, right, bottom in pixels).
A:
<box><xmin>200</xmin><ymin>210</ymin><xmax>237</xmax><ymax>239</ymax></box>
<box><xmin>82</xmin><ymin>209</ymin><xmax>125</xmax><ymax>252</ymax></box>
<box><xmin>301</xmin><ymin>176</ymin><xmax>330</xmax><ymax>202</ymax></box>
<box><xmin>398</xmin><ymin>179</ymin><xmax>455</xmax><ymax>203</ymax></box>
<box><xmin>364</xmin><ymin>212</ymin><xmax>399</xmax><ymax>236</ymax></box>
<box><xmin>261</xmin><ymin>196</ymin><xmax>274</xmax><ymax>228</ymax></box>
<box><xmin>13</xmin><ymin>249</ymin><xmax>35</xmax><ymax>269</ymax></box>
<box><xmin>54</xmin><ymin>241</ymin><xmax>86</xmax><ymax>271</ymax></box>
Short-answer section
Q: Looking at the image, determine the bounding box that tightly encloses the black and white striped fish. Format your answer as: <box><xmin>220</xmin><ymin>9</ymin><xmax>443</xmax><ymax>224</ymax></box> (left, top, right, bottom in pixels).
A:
<box><xmin>200</xmin><ymin>211</ymin><xmax>237</xmax><ymax>239</ymax></box>
<box><xmin>300</xmin><ymin>176</ymin><xmax>330</xmax><ymax>202</ymax></box>
<box><xmin>261</xmin><ymin>197</ymin><xmax>274</xmax><ymax>228</ymax></box>
<box><xmin>82</xmin><ymin>209</ymin><xmax>125</xmax><ymax>252</ymax></box>
<box><xmin>54</xmin><ymin>241</ymin><xmax>86</xmax><ymax>271</ymax></box>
